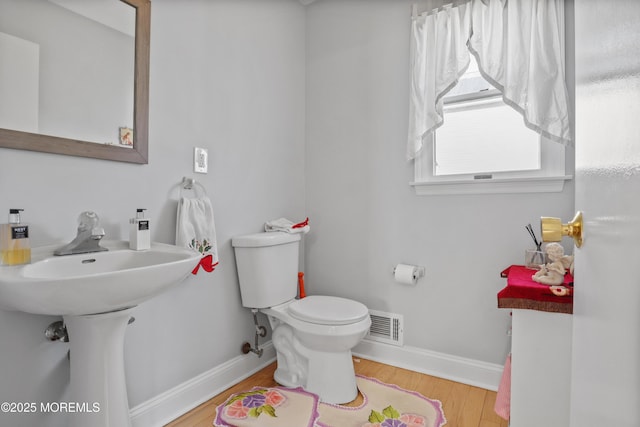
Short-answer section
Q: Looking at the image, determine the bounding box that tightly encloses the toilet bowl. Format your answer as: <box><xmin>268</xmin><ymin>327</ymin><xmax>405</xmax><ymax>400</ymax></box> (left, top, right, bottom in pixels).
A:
<box><xmin>231</xmin><ymin>231</ymin><xmax>371</xmax><ymax>404</ymax></box>
<box><xmin>262</xmin><ymin>295</ymin><xmax>371</xmax><ymax>404</ymax></box>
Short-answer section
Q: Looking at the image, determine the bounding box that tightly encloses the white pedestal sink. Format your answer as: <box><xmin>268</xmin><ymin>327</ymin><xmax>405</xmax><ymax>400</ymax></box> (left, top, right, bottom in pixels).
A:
<box><xmin>0</xmin><ymin>241</ymin><xmax>201</xmax><ymax>427</ymax></box>
<box><xmin>64</xmin><ymin>308</ymin><xmax>135</xmax><ymax>427</ymax></box>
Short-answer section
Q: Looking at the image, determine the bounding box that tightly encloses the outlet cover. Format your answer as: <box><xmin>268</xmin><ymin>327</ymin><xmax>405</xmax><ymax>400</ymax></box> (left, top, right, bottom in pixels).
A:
<box><xmin>194</xmin><ymin>147</ymin><xmax>208</xmax><ymax>173</ymax></box>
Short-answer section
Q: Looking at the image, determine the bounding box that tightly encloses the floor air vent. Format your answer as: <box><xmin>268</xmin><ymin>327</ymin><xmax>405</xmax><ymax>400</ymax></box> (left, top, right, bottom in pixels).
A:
<box><xmin>366</xmin><ymin>310</ymin><xmax>404</xmax><ymax>346</ymax></box>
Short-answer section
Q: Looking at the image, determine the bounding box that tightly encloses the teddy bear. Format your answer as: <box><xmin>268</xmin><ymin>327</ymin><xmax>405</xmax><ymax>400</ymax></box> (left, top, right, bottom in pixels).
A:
<box><xmin>532</xmin><ymin>242</ymin><xmax>574</xmax><ymax>286</ymax></box>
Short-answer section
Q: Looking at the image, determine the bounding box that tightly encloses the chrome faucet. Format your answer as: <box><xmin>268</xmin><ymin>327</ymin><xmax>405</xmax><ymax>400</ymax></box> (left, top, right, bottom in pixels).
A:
<box><xmin>54</xmin><ymin>211</ymin><xmax>108</xmax><ymax>256</ymax></box>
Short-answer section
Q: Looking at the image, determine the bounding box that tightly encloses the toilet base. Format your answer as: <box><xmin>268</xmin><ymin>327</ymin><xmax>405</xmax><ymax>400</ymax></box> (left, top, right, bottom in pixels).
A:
<box><xmin>304</xmin><ymin>350</ymin><xmax>359</xmax><ymax>404</ymax></box>
<box><xmin>261</xmin><ymin>299</ymin><xmax>371</xmax><ymax>404</ymax></box>
<box><xmin>274</xmin><ymin>347</ymin><xmax>358</xmax><ymax>404</ymax></box>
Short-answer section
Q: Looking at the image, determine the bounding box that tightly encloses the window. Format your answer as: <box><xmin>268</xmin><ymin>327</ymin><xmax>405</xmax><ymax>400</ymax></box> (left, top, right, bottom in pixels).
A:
<box><xmin>411</xmin><ymin>57</ymin><xmax>571</xmax><ymax>196</ymax></box>
<box><xmin>435</xmin><ymin>98</ymin><xmax>541</xmax><ymax>177</ymax></box>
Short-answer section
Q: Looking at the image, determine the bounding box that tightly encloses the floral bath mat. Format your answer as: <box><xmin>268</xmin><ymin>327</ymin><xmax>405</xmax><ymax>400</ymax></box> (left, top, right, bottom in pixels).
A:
<box><xmin>214</xmin><ymin>376</ymin><xmax>446</xmax><ymax>427</ymax></box>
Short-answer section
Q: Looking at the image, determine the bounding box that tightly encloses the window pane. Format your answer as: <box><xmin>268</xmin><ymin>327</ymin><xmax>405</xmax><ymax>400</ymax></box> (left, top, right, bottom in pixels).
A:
<box><xmin>434</xmin><ymin>99</ymin><xmax>541</xmax><ymax>176</ymax></box>
<box><xmin>446</xmin><ymin>55</ymin><xmax>493</xmax><ymax>99</ymax></box>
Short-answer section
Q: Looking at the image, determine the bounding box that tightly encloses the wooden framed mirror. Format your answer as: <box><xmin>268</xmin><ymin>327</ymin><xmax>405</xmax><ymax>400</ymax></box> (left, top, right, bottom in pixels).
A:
<box><xmin>0</xmin><ymin>0</ymin><xmax>150</xmax><ymax>164</ymax></box>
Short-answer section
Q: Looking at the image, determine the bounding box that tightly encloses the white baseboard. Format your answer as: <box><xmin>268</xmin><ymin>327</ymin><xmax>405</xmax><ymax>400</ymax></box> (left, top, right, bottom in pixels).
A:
<box><xmin>129</xmin><ymin>343</ymin><xmax>276</xmax><ymax>427</ymax></box>
<box><xmin>353</xmin><ymin>339</ymin><xmax>503</xmax><ymax>392</ymax></box>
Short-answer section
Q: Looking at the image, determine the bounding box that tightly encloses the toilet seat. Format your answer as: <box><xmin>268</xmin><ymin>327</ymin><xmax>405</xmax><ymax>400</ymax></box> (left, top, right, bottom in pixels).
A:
<box><xmin>288</xmin><ymin>295</ymin><xmax>369</xmax><ymax>325</ymax></box>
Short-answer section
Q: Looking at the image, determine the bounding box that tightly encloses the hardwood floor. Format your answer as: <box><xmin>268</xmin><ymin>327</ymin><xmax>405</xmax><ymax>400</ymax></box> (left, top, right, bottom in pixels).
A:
<box><xmin>165</xmin><ymin>358</ymin><xmax>508</xmax><ymax>427</ymax></box>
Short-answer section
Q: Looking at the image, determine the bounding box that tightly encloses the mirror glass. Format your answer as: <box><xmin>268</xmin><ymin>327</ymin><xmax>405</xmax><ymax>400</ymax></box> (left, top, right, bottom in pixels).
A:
<box><xmin>0</xmin><ymin>0</ymin><xmax>149</xmax><ymax>164</ymax></box>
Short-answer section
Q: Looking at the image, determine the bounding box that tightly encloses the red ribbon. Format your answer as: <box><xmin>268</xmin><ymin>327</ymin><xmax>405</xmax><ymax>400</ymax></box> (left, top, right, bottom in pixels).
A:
<box><xmin>192</xmin><ymin>254</ymin><xmax>218</xmax><ymax>275</ymax></box>
<box><xmin>292</xmin><ymin>217</ymin><xmax>309</xmax><ymax>229</ymax></box>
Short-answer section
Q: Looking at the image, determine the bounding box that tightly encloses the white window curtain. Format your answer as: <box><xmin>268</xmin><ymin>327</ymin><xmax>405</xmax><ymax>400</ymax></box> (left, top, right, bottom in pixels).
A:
<box><xmin>407</xmin><ymin>0</ymin><xmax>571</xmax><ymax>160</ymax></box>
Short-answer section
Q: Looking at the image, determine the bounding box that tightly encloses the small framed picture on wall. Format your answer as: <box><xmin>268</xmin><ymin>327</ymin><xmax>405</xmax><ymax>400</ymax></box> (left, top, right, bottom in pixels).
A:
<box><xmin>119</xmin><ymin>127</ymin><xmax>133</xmax><ymax>146</ymax></box>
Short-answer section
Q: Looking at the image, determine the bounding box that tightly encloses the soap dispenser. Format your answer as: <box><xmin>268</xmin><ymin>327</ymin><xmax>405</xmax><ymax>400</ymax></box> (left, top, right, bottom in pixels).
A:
<box><xmin>129</xmin><ymin>208</ymin><xmax>150</xmax><ymax>250</ymax></box>
<box><xmin>1</xmin><ymin>208</ymin><xmax>31</xmax><ymax>266</ymax></box>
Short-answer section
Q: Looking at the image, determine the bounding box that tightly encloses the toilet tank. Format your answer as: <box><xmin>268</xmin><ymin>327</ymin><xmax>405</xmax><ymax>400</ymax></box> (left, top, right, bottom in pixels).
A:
<box><xmin>231</xmin><ymin>232</ymin><xmax>301</xmax><ymax>309</ymax></box>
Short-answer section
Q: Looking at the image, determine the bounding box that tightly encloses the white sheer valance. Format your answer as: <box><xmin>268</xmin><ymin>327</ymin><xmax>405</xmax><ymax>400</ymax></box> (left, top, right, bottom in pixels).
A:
<box><xmin>407</xmin><ymin>0</ymin><xmax>571</xmax><ymax>160</ymax></box>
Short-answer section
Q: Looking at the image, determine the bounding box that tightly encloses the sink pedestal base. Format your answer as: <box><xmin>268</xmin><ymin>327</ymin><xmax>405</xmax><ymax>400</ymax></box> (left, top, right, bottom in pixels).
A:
<box><xmin>64</xmin><ymin>307</ymin><xmax>135</xmax><ymax>427</ymax></box>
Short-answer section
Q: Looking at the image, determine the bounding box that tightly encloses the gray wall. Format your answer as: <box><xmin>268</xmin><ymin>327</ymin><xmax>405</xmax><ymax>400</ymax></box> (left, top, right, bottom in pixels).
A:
<box><xmin>304</xmin><ymin>0</ymin><xmax>575</xmax><ymax>364</ymax></box>
<box><xmin>0</xmin><ymin>1</ymin><xmax>305</xmax><ymax>426</ymax></box>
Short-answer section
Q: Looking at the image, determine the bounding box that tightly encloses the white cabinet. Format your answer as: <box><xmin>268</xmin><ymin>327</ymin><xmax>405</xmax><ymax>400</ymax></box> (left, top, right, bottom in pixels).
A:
<box><xmin>510</xmin><ymin>309</ymin><xmax>572</xmax><ymax>427</ymax></box>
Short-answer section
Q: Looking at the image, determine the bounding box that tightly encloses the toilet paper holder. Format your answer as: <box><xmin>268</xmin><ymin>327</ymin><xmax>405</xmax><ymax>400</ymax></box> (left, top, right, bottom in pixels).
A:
<box><xmin>393</xmin><ymin>264</ymin><xmax>425</xmax><ymax>281</ymax></box>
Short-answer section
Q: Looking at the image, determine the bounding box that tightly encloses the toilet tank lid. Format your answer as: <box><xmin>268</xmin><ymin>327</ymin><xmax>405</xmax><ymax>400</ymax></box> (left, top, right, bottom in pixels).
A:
<box><xmin>232</xmin><ymin>232</ymin><xmax>301</xmax><ymax>248</ymax></box>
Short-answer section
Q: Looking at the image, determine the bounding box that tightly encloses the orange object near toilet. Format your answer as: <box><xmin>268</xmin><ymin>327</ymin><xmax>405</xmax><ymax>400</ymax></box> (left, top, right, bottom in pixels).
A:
<box><xmin>298</xmin><ymin>272</ymin><xmax>306</xmax><ymax>298</ymax></box>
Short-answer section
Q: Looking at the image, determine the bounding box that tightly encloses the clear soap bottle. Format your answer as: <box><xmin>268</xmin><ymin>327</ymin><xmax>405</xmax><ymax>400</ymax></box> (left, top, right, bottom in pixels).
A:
<box><xmin>0</xmin><ymin>209</ymin><xmax>31</xmax><ymax>266</ymax></box>
<box><xmin>129</xmin><ymin>208</ymin><xmax>150</xmax><ymax>250</ymax></box>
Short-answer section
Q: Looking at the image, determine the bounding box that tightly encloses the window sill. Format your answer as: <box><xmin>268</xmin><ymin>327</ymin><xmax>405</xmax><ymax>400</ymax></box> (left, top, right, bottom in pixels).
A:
<box><xmin>410</xmin><ymin>175</ymin><xmax>573</xmax><ymax>196</ymax></box>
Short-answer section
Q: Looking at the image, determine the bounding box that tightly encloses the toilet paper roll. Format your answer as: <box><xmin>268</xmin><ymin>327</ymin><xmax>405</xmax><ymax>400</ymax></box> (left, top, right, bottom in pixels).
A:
<box><xmin>394</xmin><ymin>264</ymin><xmax>420</xmax><ymax>285</ymax></box>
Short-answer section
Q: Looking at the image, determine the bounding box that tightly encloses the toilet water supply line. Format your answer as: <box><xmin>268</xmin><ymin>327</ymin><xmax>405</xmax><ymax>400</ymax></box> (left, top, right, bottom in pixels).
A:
<box><xmin>241</xmin><ymin>309</ymin><xmax>267</xmax><ymax>357</ymax></box>
<box><xmin>241</xmin><ymin>272</ymin><xmax>306</xmax><ymax>357</ymax></box>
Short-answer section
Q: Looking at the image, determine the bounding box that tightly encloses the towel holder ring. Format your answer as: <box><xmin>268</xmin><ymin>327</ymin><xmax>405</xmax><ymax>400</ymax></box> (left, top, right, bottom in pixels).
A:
<box><xmin>181</xmin><ymin>176</ymin><xmax>207</xmax><ymax>196</ymax></box>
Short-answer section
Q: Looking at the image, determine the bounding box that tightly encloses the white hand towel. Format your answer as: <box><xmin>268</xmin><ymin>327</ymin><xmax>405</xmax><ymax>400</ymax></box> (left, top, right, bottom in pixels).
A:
<box><xmin>176</xmin><ymin>196</ymin><xmax>219</xmax><ymax>273</ymax></box>
<box><xmin>264</xmin><ymin>217</ymin><xmax>310</xmax><ymax>234</ymax></box>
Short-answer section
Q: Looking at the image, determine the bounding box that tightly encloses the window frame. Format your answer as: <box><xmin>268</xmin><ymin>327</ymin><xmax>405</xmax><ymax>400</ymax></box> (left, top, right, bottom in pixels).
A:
<box><xmin>411</xmin><ymin>89</ymin><xmax>572</xmax><ymax>196</ymax></box>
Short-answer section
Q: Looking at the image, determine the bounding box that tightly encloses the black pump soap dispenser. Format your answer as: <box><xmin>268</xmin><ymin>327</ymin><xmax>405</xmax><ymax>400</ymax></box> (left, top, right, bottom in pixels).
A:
<box><xmin>0</xmin><ymin>209</ymin><xmax>31</xmax><ymax>266</ymax></box>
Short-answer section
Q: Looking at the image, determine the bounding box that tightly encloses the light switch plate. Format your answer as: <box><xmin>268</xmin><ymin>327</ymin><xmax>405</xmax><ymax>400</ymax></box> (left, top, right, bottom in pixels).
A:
<box><xmin>194</xmin><ymin>147</ymin><xmax>208</xmax><ymax>173</ymax></box>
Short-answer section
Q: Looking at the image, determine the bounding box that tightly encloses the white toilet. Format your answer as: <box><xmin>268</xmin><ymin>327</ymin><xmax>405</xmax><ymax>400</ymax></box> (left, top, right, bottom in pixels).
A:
<box><xmin>232</xmin><ymin>231</ymin><xmax>371</xmax><ymax>404</ymax></box>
